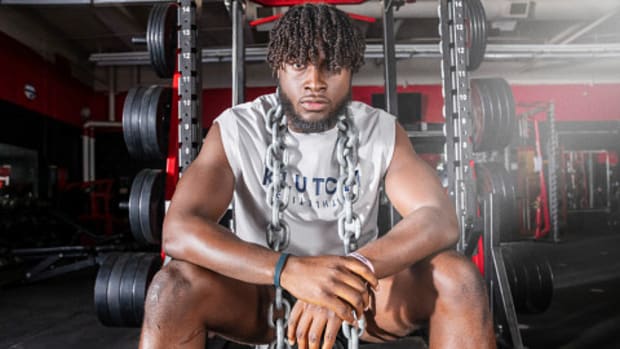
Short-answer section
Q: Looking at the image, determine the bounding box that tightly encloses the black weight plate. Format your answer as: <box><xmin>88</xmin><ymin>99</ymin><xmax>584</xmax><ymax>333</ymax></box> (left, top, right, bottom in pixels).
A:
<box><xmin>106</xmin><ymin>253</ymin><xmax>132</xmax><ymax>326</ymax></box>
<box><xmin>476</xmin><ymin>79</ymin><xmax>499</xmax><ymax>152</ymax></box>
<box><xmin>129</xmin><ymin>169</ymin><xmax>149</xmax><ymax>241</ymax></box>
<box><xmin>488</xmin><ymin>78</ymin><xmax>511</xmax><ymax>150</ymax></box>
<box><xmin>122</xmin><ymin>88</ymin><xmax>140</xmax><ymax>159</ymax></box>
<box><xmin>157</xmin><ymin>88</ymin><xmax>172</xmax><ymax>156</ymax></box>
<box><xmin>147</xmin><ymin>6</ymin><xmax>160</xmax><ymax>77</ymax></box>
<box><xmin>497</xmin><ymin>78</ymin><xmax>516</xmax><ymax>146</ymax></box>
<box><xmin>471</xmin><ymin>80</ymin><xmax>486</xmax><ymax>152</ymax></box>
<box><xmin>143</xmin><ymin>86</ymin><xmax>161</xmax><ymax>159</ymax></box>
<box><xmin>130</xmin><ymin>87</ymin><xmax>148</xmax><ymax>159</ymax></box>
<box><xmin>470</xmin><ymin>0</ymin><xmax>487</xmax><ymax>71</ymax></box>
<box><xmin>488</xmin><ymin>79</ymin><xmax>508</xmax><ymax>150</ymax></box>
<box><xmin>132</xmin><ymin>253</ymin><xmax>163</xmax><ymax>325</ymax></box>
<box><xmin>94</xmin><ymin>253</ymin><xmax>120</xmax><ymax>326</ymax></box>
<box><xmin>119</xmin><ymin>253</ymin><xmax>143</xmax><ymax>327</ymax></box>
<box><xmin>138</xmin><ymin>169</ymin><xmax>164</xmax><ymax>245</ymax></box>
<box><xmin>162</xmin><ymin>4</ymin><xmax>177</xmax><ymax>77</ymax></box>
<box><xmin>138</xmin><ymin>86</ymin><xmax>158</xmax><ymax>160</ymax></box>
<box><xmin>154</xmin><ymin>5</ymin><xmax>166</xmax><ymax>77</ymax></box>
<box><xmin>143</xmin><ymin>87</ymin><xmax>171</xmax><ymax>160</ymax></box>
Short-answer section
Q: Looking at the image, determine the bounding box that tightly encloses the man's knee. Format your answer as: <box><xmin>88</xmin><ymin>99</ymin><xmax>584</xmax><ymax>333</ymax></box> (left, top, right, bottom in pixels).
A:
<box><xmin>431</xmin><ymin>251</ymin><xmax>487</xmax><ymax>307</ymax></box>
<box><xmin>143</xmin><ymin>260</ymin><xmax>215</xmax><ymax>323</ymax></box>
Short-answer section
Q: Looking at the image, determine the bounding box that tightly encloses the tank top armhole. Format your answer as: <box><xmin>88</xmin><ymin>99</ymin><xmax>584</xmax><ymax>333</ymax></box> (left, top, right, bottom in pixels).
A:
<box><xmin>213</xmin><ymin>109</ymin><xmax>241</xmax><ymax>178</ymax></box>
<box><xmin>382</xmin><ymin>115</ymin><xmax>397</xmax><ymax>178</ymax></box>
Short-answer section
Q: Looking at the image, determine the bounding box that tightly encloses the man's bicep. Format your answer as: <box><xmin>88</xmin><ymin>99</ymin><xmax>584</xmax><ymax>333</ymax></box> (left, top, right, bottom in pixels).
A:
<box><xmin>167</xmin><ymin>123</ymin><xmax>235</xmax><ymax>223</ymax></box>
<box><xmin>384</xmin><ymin>124</ymin><xmax>451</xmax><ymax>217</ymax></box>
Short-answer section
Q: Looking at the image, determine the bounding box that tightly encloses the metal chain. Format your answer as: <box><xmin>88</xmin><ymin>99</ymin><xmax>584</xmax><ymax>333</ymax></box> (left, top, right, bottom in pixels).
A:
<box><xmin>265</xmin><ymin>102</ymin><xmax>364</xmax><ymax>349</ymax></box>
<box><xmin>335</xmin><ymin>111</ymin><xmax>365</xmax><ymax>349</ymax></box>
<box><xmin>264</xmin><ymin>103</ymin><xmax>292</xmax><ymax>349</ymax></box>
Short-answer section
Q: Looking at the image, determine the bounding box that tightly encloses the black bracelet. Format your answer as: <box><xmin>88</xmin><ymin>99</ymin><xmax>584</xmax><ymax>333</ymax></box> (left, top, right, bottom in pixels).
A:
<box><xmin>274</xmin><ymin>253</ymin><xmax>291</xmax><ymax>289</ymax></box>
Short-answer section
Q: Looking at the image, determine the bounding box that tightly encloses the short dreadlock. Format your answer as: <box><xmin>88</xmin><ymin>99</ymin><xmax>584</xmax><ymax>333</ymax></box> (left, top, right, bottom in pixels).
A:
<box><xmin>267</xmin><ymin>3</ymin><xmax>366</xmax><ymax>75</ymax></box>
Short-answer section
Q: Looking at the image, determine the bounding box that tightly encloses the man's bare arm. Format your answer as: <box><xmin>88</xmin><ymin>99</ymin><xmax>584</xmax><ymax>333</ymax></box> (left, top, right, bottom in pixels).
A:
<box><xmin>162</xmin><ymin>123</ymin><xmax>281</xmax><ymax>285</ymax></box>
<box><xmin>356</xmin><ymin>123</ymin><xmax>459</xmax><ymax>279</ymax></box>
<box><xmin>162</xmin><ymin>123</ymin><xmax>376</xmax><ymax>321</ymax></box>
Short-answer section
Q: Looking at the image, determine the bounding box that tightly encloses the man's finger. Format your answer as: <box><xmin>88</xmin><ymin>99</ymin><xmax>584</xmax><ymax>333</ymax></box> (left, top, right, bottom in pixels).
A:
<box><xmin>344</xmin><ymin>257</ymin><xmax>379</xmax><ymax>289</ymax></box>
<box><xmin>295</xmin><ymin>311</ymin><xmax>313</xmax><ymax>349</ymax></box>
<box><xmin>307</xmin><ymin>309</ymin><xmax>328</xmax><ymax>349</ymax></box>
<box><xmin>330</xmin><ymin>281</ymin><xmax>366</xmax><ymax>317</ymax></box>
<box><xmin>287</xmin><ymin>302</ymin><xmax>304</xmax><ymax>345</ymax></box>
<box><xmin>321</xmin><ymin>315</ymin><xmax>342</xmax><ymax>349</ymax></box>
<box><xmin>322</xmin><ymin>297</ymin><xmax>355</xmax><ymax>324</ymax></box>
<box><xmin>334</xmin><ymin>271</ymin><xmax>371</xmax><ymax>309</ymax></box>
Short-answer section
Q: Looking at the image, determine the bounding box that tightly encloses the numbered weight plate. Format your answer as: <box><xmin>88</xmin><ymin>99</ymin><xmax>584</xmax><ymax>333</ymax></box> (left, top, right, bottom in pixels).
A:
<box><xmin>147</xmin><ymin>3</ymin><xmax>178</xmax><ymax>78</ymax></box>
<box><xmin>94</xmin><ymin>253</ymin><xmax>162</xmax><ymax>327</ymax></box>
<box><xmin>464</xmin><ymin>0</ymin><xmax>487</xmax><ymax>71</ymax></box>
<box><xmin>128</xmin><ymin>169</ymin><xmax>165</xmax><ymax>245</ymax></box>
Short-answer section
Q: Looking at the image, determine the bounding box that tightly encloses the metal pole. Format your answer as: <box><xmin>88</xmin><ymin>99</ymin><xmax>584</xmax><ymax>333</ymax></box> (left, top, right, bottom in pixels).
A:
<box><xmin>178</xmin><ymin>0</ymin><xmax>202</xmax><ymax>174</ymax></box>
<box><xmin>231</xmin><ymin>0</ymin><xmax>245</xmax><ymax>106</ymax></box>
<box><xmin>107</xmin><ymin>66</ymin><xmax>116</xmax><ymax>122</ymax></box>
<box><xmin>382</xmin><ymin>0</ymin><xmax>398</xmax><ymax>117</ymax></box>
<box><xmin>382</xmin><ymin>0</ymin><xmax>401</xmax><ymax>228</ymax></box>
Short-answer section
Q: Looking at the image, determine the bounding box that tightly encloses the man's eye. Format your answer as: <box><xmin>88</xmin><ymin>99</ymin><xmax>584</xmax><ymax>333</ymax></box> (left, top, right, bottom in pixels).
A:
<box><xmin>292</xmin><ymin>62</ymin><xmax>306</xmax><ymax>70</ymax></box>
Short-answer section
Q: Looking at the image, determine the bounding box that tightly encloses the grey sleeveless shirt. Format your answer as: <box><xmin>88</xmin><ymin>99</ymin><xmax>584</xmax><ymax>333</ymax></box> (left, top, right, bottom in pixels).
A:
<box><xmin>214</xmin><ymin>93</ymin><xmax>396</xmax><ymax>256</ymax></box>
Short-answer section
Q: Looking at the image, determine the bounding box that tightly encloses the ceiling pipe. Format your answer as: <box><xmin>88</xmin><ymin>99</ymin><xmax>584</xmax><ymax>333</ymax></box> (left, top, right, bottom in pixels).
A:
<box><xmin>90</xmin><ymin>43</ymin><xmax>620</xmax><ymax>66</ymax></box>
<box><xmin>242</xmin><ymin>0</ymin><xmax>620</xmax><ymax>22</ymax></box>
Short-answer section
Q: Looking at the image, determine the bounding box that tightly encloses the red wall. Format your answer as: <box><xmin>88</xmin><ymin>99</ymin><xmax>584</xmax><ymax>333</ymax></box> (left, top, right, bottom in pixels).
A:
<box><xmin>2</xmin><ymin>30</ymin><xmax>619</xmax><ymax>128</ymax></box>
<box><xmin>0</xmin><ymin>32</ymin><xmax>106</xmax><ymax>126</ymax></box>
<box><xmin>201</xmin><ymin>84</ymin><xmax>620</xmax><ymax>126</ymax></box>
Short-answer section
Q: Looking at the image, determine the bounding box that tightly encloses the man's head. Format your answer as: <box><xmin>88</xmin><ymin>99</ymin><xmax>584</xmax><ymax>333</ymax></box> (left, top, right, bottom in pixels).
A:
<box><xmin>267</xmin><ymin>4</ymin><xmax>366</xmax><ymax>133</ymax></box>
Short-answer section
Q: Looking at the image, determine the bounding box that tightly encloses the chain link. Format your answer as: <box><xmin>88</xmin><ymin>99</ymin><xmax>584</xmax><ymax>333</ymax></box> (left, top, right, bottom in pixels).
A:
<box><xmin>265</xmin><ymin>102</ymin><xmax>364</xmax><ymax>349</ymax></box>
<box><xmin>335</xmin><ymin>111</ymin><xmax>366</xmax><ymax>344</ymax></box>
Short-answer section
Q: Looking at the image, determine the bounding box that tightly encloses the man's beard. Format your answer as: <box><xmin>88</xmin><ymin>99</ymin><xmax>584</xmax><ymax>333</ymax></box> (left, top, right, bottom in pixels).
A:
<box><xmin>278</xmin><ymin>87</ymin><xmax>351</xmax><ymax>134</ymax></box>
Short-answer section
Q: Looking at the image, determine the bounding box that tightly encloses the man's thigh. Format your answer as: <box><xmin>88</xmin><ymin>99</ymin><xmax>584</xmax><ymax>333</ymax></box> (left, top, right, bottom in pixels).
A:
<box><xmin>360</xmin><ymin>250</ymin><xmax>466</xmax><ymax>343</ymax></box>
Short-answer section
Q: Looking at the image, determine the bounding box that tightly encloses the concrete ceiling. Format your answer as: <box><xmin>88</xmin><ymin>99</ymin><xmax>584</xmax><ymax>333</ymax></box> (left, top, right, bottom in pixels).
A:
<box><xmin>1</xmin><ymin>0</ymin><xmax>620</xmax><ymax>89</ymax></box>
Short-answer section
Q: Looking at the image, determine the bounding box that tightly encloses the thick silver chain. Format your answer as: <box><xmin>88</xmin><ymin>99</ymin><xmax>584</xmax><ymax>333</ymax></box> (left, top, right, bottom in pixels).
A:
<box><xmin>265</xmin><ymin>102</ymin><xmax>364</xmax><ymax>349</ymax></box>
<box><xmin>264</xmin><ymin>103</ymin><xmax>292</xmax><ymax>349</ymax></box>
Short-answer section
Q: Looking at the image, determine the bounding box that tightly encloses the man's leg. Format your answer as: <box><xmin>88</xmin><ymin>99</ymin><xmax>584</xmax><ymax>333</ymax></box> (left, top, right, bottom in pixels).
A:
<box><xmin>139</xmin><ymin>259</ymin><xmax>274</xmax><ymax>349</ymax></box>
<box><xmin>361</xmin><ymin>249</ymin><xmax>496</xmax><ymax>349</ymax></box>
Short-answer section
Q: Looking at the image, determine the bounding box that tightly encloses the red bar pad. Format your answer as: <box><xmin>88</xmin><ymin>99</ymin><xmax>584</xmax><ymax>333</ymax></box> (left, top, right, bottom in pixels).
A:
<box><xmin>249</xmin><ymin>14</ymin><xmax>283</xmax><ymax>27</ymax></box>
<box><xmin>471</xmin><ymin>237</ymin><xmax>484</xmax><ymax>275</ymax></box>
<box><xmin>251</xmin><ymin>0</ymin><xmax>365</xmax><ymax>6</ymax></box>
<box><xmin>347</xmin><ymin>12</ymin><xmax>376</xmax><ymax>23</ymax></box>
<box><xmin>250</xmin><ymin>11</ymin><xmax>375</xmax><ymax>28</ymax></box>
<box><xmin>164</xmin><ymin>71</ymin><xmax>180</xmax><ymax>202</ymax></box>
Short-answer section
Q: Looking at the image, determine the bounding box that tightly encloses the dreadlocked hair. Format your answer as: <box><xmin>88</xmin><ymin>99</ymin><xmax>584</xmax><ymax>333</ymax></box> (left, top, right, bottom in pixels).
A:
<box><xmin>267</xmin><ymin>3</ymin><xmax>366</xmax><ymax>75</ymax></box>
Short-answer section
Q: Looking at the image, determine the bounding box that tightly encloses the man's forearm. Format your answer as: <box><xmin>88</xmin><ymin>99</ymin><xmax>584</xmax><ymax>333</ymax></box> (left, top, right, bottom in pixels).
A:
<box><xmin>162</xmin><ymin>215</ymin><xmax>280</xmax><ymax>286</ymax></box>
<box><xmin>356</xmin><ymin>206</ymin><xmax>459</xmax><ymax>279</ymax></box>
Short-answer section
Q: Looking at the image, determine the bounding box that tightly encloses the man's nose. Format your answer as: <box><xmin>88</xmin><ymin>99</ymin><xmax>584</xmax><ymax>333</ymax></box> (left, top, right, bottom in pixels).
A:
<box><xmin>304</xmin><ymin>66</ymin><xmax>327</xmax><ymax>92</ymax></box>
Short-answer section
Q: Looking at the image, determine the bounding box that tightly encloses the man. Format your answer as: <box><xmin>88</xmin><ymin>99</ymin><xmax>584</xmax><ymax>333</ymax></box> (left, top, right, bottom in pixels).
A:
<box><xmin>140</xmin><ymin>4</ymin><xmax>495</xmax><ymax>349</ymax></box>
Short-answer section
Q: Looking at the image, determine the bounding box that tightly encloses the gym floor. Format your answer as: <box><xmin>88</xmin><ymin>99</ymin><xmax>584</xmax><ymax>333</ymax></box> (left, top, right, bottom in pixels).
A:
<box><xmin>0</xmin><ymin>269</ymin><xmax>140</xmax><ymax>349</ymax></box>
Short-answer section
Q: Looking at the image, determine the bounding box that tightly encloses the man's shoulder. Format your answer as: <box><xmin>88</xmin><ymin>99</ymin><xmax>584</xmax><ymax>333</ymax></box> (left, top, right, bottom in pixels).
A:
<box><xmin>349</xmin><ymin>100</ymin><xmax>396</xmax><ymax>120</ymax></box>
<box><xmin>226</xmin><ymin>93</ymin><xmax>278</xmax><ymax>119</ymax></box>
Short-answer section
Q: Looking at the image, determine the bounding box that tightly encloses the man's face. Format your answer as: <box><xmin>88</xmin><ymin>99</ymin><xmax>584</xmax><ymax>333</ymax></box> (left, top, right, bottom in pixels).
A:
<box><xmin>277</xmin><ymin>58</ymin><xmax>352</xmax><ymax>133</ymax></box>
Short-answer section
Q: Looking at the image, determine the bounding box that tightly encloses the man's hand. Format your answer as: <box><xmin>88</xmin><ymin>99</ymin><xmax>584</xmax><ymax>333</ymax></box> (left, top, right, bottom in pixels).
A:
<box><xmin>287</xmin><ymin>301</ymin><xmax>343</xmax><ymax>349</ymax></box>
<box><xmin>280</xmin><ymin>255</ymin><xmax>377</xmax><ymax>323</ymax></box>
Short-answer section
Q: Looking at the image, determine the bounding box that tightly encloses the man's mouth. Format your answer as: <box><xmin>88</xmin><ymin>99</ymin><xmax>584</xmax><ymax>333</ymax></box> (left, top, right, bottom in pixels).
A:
<box><xmin>300</xmin><ymin>97</ymin><xmax>330</xmax><ymax>112</ymax></box>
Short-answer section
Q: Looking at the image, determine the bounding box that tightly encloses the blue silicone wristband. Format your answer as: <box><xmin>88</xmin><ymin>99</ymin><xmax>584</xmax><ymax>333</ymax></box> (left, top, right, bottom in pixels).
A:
<box><xmin>274</xmin><ymin>253</ymin><xmax>291</xmax><ymax>289</ymax></box>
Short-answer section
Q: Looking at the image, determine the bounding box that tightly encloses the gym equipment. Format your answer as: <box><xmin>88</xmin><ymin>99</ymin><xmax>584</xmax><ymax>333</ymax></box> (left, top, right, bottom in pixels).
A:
<box><xmin>122</xmin><ymin>86</ymin><xmax>172</xmax><ymax>160</ymax></box>
<box><xmin>128</xmin><ymin>169</ymin><xmax>165</xmax><ymax>245</ymax></box>
<box><xmin>471</xmin><ymin>78</ymin><xmax>516</xmax><ymax>152</ymax></box>
<box><xmin>476</xmin><ymin>162</ymin><xmax>519</xmax><ymax>241</ymax></box>
<box><xmin>464</xmin><ymin>0</ymin><xmax>488</xmax><ymax>71</ymax></box>
<box><xmin>502</xmin><ymin>234</ymin><xmax>620</xmax><ymax>314</ymax></box>
<box><xmin>94</xmin><ymin>252</ymin><xmax>162</xmax><ymax>327</ymax></box>
<box><xmin>147</xmin><ymin>3</ymin><xmax>178</xmax><ymax>79</ymax></box>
